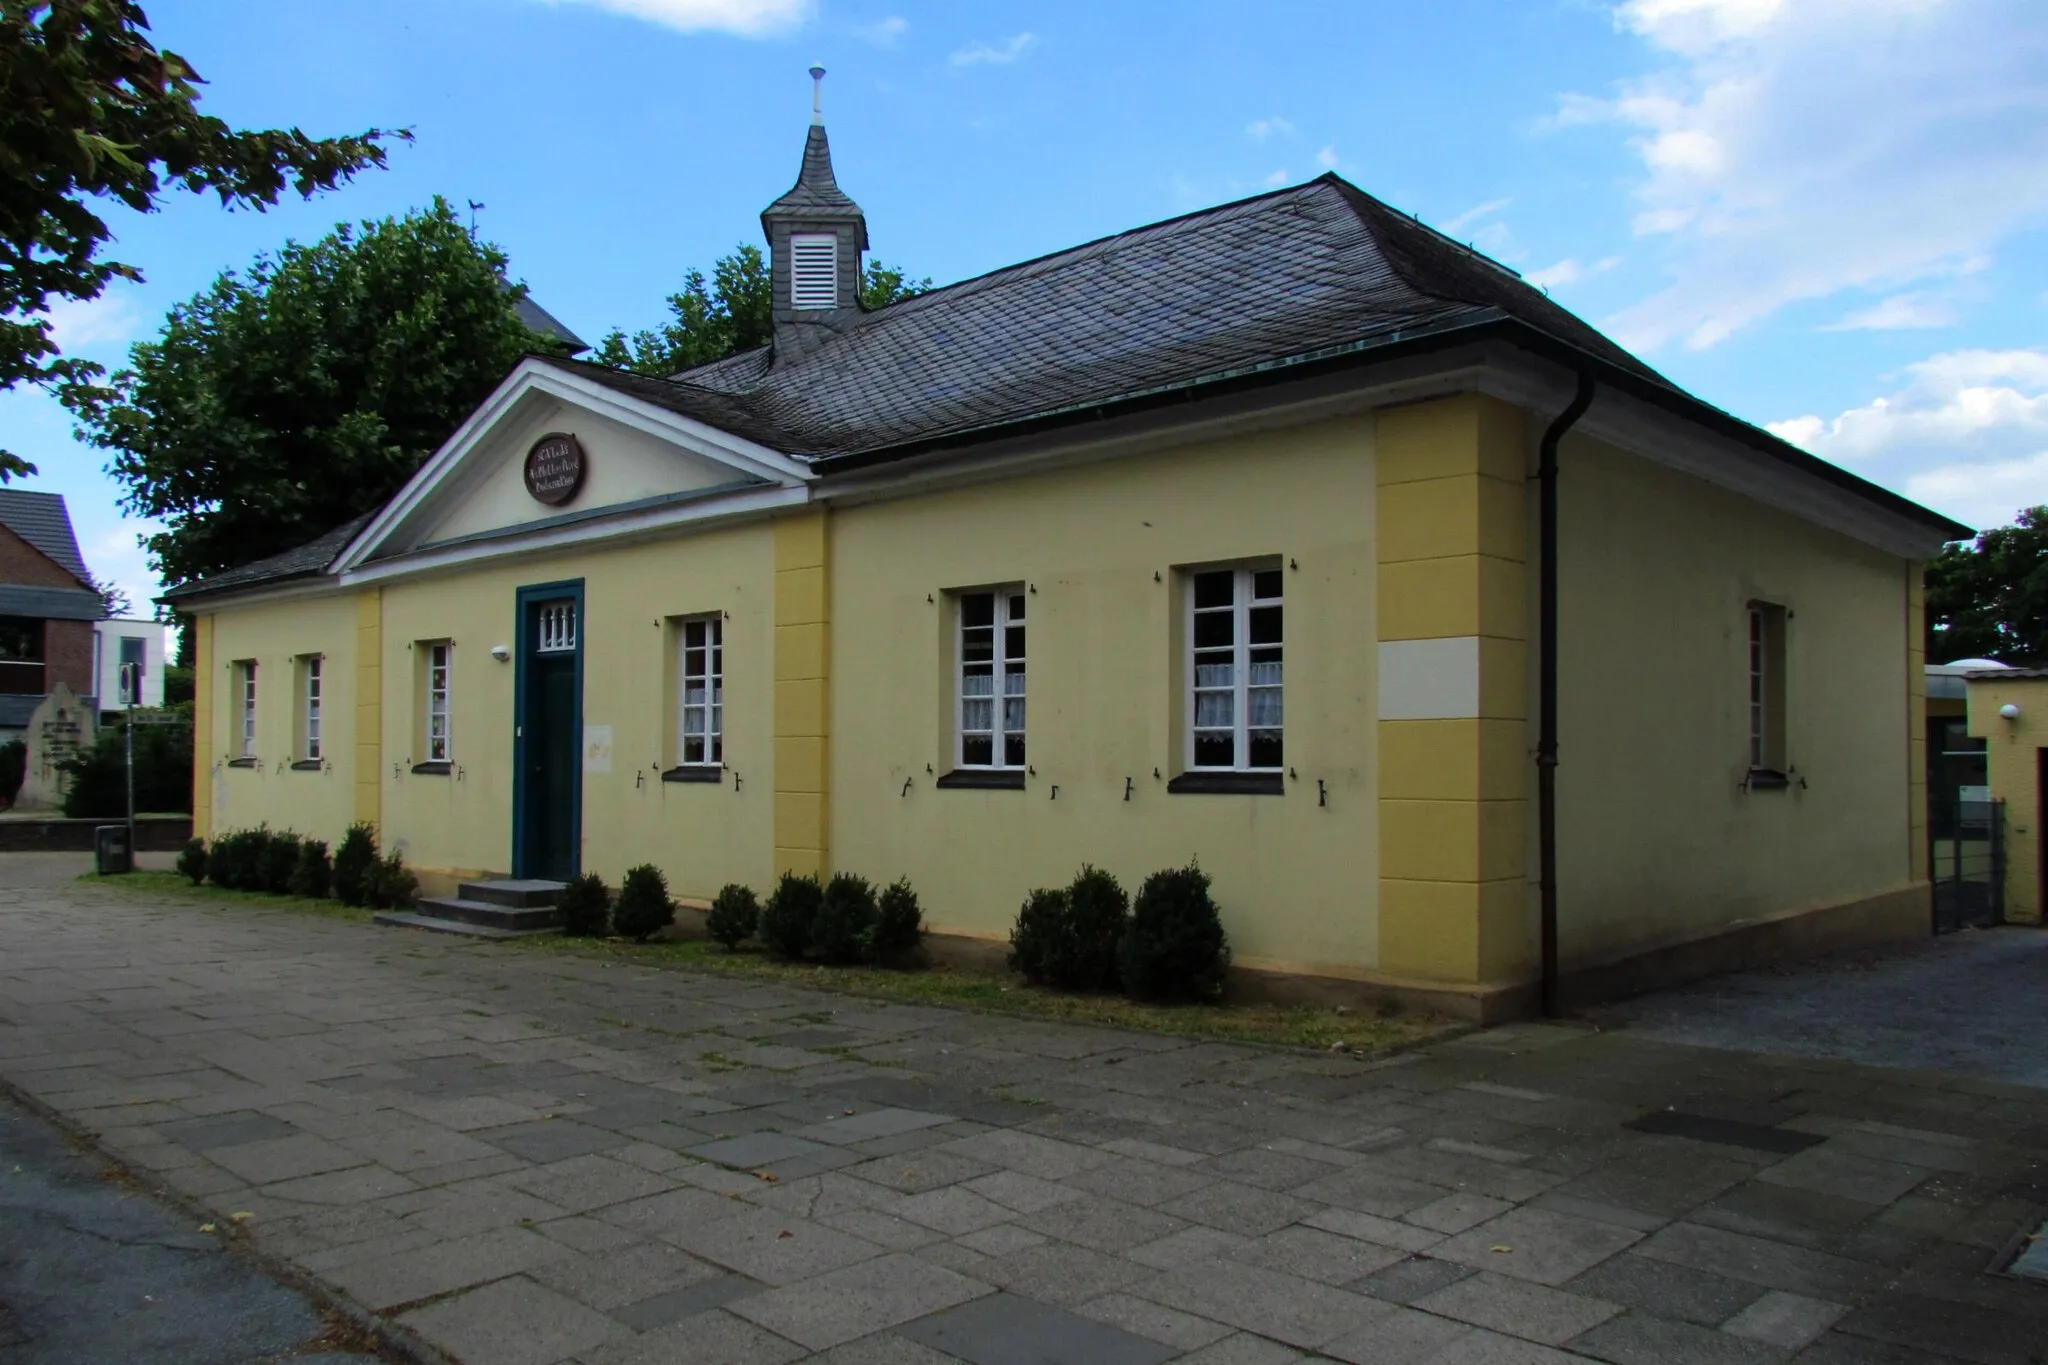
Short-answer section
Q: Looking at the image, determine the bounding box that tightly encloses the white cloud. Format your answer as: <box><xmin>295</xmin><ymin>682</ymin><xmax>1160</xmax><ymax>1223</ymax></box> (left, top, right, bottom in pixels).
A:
<box><xmin>1767</xmin><ymin>347</ymin><xmax>2048</xmax><ymax>529</ymax></box>
<box><xmin>1559</xmin><ymin>0</ymin><xmax>2048</xmax><ymax>352</ymax></box>
<box><xmin>538</xmin><ymin>0</ymin><xmax>810</xmax><ymax>36</ymax></box>
<box><xmin>1262</xmin><ymin>168</ymin><xmax>1290</xmax><ymax>189</ymax></box>
<box><xmin>948</xmin><ymin>32</ymin><xmax>1034</xmax><ymax>66</ymax></box>
<box><xmin>1316</xmin><ymin>145</ymin><xmax>1339</xmax><ymax>170</ymax></box>
<box><xmin>43</xmin><ymin>290</ymin><xmax>142</xmax><ymax>354</ymax></box>
<box><xmin>855</xmin><ymin>14</ymin><xmax>907</xmax><ymax>44</ymax></box>
<box><xmin>1246</xmin><ymin>116</ymin><xmax>1294</xmax><ymax>140</ymax></box>
<box><xmin>1441</xmin><ymin>197</ymin><xmax>1512</xmax><ymax>236</ymax></box>
<box><xmin>1820</xmin><ymin>291</ymin><xmax>1958</xmax><ymax>332</ymax></box>
<box><xmin>1525</xmin><ymin>256</ymin><xmax>1622</xmax><ymax>290</ymax></box>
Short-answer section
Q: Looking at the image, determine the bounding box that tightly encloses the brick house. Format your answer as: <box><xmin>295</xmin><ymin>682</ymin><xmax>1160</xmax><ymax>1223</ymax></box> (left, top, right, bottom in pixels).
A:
<box><xmin>0</xmin><ymin>490</ymin><xmax>101</xmax><ymax>741</ymax></box>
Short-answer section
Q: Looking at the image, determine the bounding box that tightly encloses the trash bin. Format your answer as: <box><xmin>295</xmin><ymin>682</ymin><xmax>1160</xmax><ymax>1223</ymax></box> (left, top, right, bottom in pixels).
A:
<box><xmin>94</xmin><ymin>824</ymin><xmax>132</xmax><ymax>875</ymax></box>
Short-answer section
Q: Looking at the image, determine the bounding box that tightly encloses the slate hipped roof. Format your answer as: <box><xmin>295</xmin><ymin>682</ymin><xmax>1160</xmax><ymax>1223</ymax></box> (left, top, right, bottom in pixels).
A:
<box><xmin>167</xmin><ymin>149</ymin><xmax>1970</xmax><ymax>603</ymax></box>
<box><xmin>0</xmin><ymin>489</ymin><xmax>92</xmax><ymax>585</ymax></box>
<box><xmin>161</xmin><ymin>515</ymin><xmax>370</xmax><ymax>602</ymax></box>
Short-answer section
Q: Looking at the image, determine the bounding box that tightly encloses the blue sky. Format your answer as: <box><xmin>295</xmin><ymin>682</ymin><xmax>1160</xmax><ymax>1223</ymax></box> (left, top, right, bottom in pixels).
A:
<box><xmin>6</xmin><ymin>0</ymin><xmax>2047</xmax><ymax>611</ymax></box>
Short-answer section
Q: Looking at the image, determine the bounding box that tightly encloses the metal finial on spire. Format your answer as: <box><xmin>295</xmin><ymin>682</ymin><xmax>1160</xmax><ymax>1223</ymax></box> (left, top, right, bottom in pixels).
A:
<box><xmin>809</xmin><ymin>65</ymin><xmax>826</xmax><ymax>125</ymax></box>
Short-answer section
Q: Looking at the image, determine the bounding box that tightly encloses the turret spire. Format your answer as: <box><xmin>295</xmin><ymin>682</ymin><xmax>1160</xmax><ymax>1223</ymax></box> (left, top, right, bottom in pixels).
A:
<box><xmin>761</xmin><ymin>67</ymin><xmax>870</xmax><ymax>365</ymax></box>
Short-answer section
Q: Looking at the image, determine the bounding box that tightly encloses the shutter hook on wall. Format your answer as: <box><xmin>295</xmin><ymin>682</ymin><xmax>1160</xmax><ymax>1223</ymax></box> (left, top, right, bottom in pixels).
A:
<box><xmin>1318</xmin><ymin>778</ymin><xmax>1327</xmax><ymax>808</ymax></box>
<box><xmin>1124</xmin><ymin>777</ymin><xmax>1133</xmax><ymax>801</ymax></box>
<box><xmin>901</xmin><ymin>777</ymin><xmax>913</xmax><ymax>797</ymax></box>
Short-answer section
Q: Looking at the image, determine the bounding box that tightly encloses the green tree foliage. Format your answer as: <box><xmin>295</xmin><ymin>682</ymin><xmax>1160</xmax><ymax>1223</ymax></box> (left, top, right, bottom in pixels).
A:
<box><xmin>596</xmin><ymin>246</ymin><xmax>931</xmax><ymax>378</ymax></box>
<box><xmin>68</xmin><ymin>199</ymin><xmax>557</xmax><ymax>589</ymax></box>
<box><xmin>57</xmin><ymin>711</ymin><xmax>191</xmax><ymax>816</ymax></box>
<box><xmin>1926</xmin><ymin>507</ymin><xmax>2048</xmax><ymax>665</ymax></box>
<box><xmin>0</xmin><ymin>0</ymin><xmax>403</xmax><ymax>480</ymax></box>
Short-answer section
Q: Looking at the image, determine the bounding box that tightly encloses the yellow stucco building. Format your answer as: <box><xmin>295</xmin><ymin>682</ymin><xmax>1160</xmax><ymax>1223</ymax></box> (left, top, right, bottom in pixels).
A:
<box><xmin>168</xmin><ymin>104</ymin><xmax>1968</xmax><ymax>1019</ymax></box>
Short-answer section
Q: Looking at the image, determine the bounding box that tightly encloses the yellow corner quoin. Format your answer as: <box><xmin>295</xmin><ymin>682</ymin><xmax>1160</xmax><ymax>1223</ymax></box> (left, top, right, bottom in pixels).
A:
<box><xmin>355</xmin><ymin>588</ymin><xmax>382</xmax><ymax>831</ymax></box>
<box><xmin>191</xmin><ymin>614</ymin><xmax>214</xmax><ymax>838</ymax></box>
<box><xmin>1374</xmin><ymin>395</ymin><xmax>1535</xmax><ymax>987</ymax></box>
<box><xmin>773</xmin><ymin>509</ymin><xmax>831</xmax><ymax>878</ymax></box>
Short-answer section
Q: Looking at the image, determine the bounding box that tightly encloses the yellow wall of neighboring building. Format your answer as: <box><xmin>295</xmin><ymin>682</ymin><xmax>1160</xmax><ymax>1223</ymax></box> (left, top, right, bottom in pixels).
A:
<box><xmin>372</xmin><ymin>524</ymin><xmax>775</xmax><ymax>898</ymax></box>
<box><xmin>826</xmin><ymin>415</ymin><xmax>1380</xmax><ymax>975</ymax></box>
<box><xmin>1965</xmin><ymin>676</ymin><xmax>2045</xmax><ymax>925</ymax></box>
<box><xmin>202</xmin><ymin>593</ymin><xmax>361</xmax><ymax>844</ymax></box>
<box><xmin>1554</xmin><ymin>435</ymin><xmax>1918</xmax><ymax>964</ymax></box>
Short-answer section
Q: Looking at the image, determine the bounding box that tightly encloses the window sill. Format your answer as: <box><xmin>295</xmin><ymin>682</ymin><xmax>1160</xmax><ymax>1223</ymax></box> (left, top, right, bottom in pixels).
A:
<box><xmin>290</xmin><ymin>759</ymin><xmax>324</xmax><ymax>772</ymax></box>
<box><xmin>936</xmin><ymin>769</ymin><xmax>1026</xmax><ymax>790</ymax></box>
<box><xmin>1168</xmin><ymin>770</ymin><xmax>1285</xmax><ymax>795</ymax></box>
<box><xmin>225</xmin><ymin>757</ymin><xmax>258</xmax><ymax>769</ymax></box>
<box><xmin>662</xmin><ymin>765</ymin><xmax>723</xmax><ymax>784</ymax></box>
<box><xmin>1744</xmin><ymin>768</ymin><xmax>1790</xmax><ymax>791</ymax></box>
<box><xmin>411</xmin><ymin>761</ymin><xmax>452</xmax><ymax>776</ymax></box>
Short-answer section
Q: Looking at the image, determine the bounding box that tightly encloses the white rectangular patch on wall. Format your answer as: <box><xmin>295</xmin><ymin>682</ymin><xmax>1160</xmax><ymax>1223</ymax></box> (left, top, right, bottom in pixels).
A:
<box><xmin>1379</xmin><ymin>637</ymin><xmax>1483</xmax><ymax>720</ymax></box>
<box><xmin>582</xmin><ymin>725</ymin><xmax>613</xmax><ymax>774</ymax></box>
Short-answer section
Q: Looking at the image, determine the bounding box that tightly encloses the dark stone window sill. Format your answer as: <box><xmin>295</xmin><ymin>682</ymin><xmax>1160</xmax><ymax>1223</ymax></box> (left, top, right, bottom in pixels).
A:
<box><xmin>290</xmin><ymin>759</ymin><xmax>324</xmax><ymax>772</ymax></box>
<box><xmin>1168</xmin><ymin>770</ymin><xmax>1285</xmax><ymax>795</ymax></box>
<box><xmin>1745</xmin><ymin>768</ymin><xmax>1790</xmax><ymax>791</ymax></box>
<box><xmin>411</xmin><ymin>761</ymin><xmax>452</xmax><ymax>776</ymax></box>
<box><xmin>662</xmin><ymin>765</ymin><xmax>723</xmax><ymax>784</ymax></box>
<box><xmin>936</xmin><ymin>769</ymin><xmax>1026</xmax><ymax>790</ymax></box>
<box><xmin>225</xmin><ymin>757</ymin><xmax>258</xmax><ymax>769</ymax></box>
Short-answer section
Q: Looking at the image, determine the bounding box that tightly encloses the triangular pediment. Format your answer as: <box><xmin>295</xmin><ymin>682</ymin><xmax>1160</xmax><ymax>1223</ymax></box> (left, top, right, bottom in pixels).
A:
<box><xmin>335</xmin><ymin>359</ymin><xmax>811</xmax><ymax>577</ymax></box>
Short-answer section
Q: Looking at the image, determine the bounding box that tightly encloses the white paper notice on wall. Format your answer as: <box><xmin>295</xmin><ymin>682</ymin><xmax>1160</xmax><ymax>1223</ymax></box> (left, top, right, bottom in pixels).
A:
<box><xmin>583</xmin><ymin>725</ymin><xmax>614</xmax><ymax>774</ymax></box>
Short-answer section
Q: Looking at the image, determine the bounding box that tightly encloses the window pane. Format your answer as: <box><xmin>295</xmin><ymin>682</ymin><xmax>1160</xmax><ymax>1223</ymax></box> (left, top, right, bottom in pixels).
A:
<box><xmin>686</xmin><ymin>620</ymin><xmax>705</xmax><ymax>649</ymax></box>
<box><xmin>1003</xmin><ymin>698</ymin><xmax>1026</xmax><ymax>732</ymax></box>
<box><xmin>1004</xmin><ymin>664</ymin><xmax>1026</xmax><ymax>695</ymax></box>
<box><xmin>1194</xmin><ymin>691</ymin><xmax>1233</xmax><ymax>727</ymax></box>
<box><xmin>960</xmin><ymin>593</ymin><xmax>994</xmax><ymax>628</ymax></box>
<box><xmin>1193</xmin><ymin>611</ymin><xmax>1234</xmax><ymax>649</ymax></box>
<box><xmin>1005</xmin><ymin>624</ymin><xmax>1026</xmax><ymax>659</ymax></box>
<box><xmin>961</xmin><ymin>629</ymin><xmax>993</xmax><ymax>665</ymax></box>
<box><xmin>684</xmin><ymin>735</ymin><xmax>704</xmax><ymax>763</ymax></box>
<box><xmin>1253</xmin><ymin>569</ymin><xmax>1283</xmax><ymax>601</ymax></box>
<box><xmin>1248</xmin><ymin>659</ymin><xmax>1283</xmax><ymax>686</ymax></box>
<box><xmin>1193</xmin><ymin>570</ymin><xmax>1233</xmax><ymax>609</ymax></box>
<box><xmin>683</xmin><ymin>710</ymin><xmax>705</xmax><ymax>735</ymax></box>
<box><xmin>961</xmin><ymin>673</ymin><xmax>994</xmax><ymax>697</ymax></box>
<box><xmin>1194</xmin><ymin>662</ymin><xmax>1233</xmax><ymax>689</ymax></box>
<box><xmin>1249</xmin><ymin>605</ymin><xmax>1282</xmax><ymax>646</ymax></box>
<box><xmin>1004</xmin><ymin>733</ymin><xmax>1025</xmax><ymax>766</ymax></box>
<box><xmin>1007</xmin><ymin>594</ymin><xmax>1025</xmax><ymax>622</ymax></box>
<box><xmin>1193</xmin><ymin>731</ymin><xmax>1235</xmax><ymax>768</ymax></box>
<box><xmin>1249</xmin><ymin>728</ymin><xmax>1283</xmax><ymax>768</ymax></box>
<box><xmin>710</xmin><ymin>733</ymin><xmax>723</xmax><ymax>763</ymax></box>
<box><xmin>1248</xmin><ymin>687</ymin><xmax>1284</xmax><ymax>726</ymax></box>
<box><xmin>686</xmin><ymin>647</ymin><xmax>705</xmax><ymax>676</ymax></box>
<box><xmin>962</xmin><ymin>698</ymin><xmax>993</xmax><ymax>731</ymax></box>
<box><xmin>963</xmin><ymin>735</ymin><xmax>993</xmax><ymax>765</ymax></box>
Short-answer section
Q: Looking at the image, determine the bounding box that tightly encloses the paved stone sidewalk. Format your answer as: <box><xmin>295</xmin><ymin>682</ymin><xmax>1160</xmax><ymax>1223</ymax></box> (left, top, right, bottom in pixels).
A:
<box><xmin>1</xmin><ymin>871</ymin><xmax>2044</xmax><ymax>1365</ymax></box>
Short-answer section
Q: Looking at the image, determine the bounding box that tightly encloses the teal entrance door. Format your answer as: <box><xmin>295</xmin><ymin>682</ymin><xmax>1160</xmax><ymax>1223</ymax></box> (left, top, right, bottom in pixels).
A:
<box><xmin>514</xmin><ymin>583</ymin><xmax>583</xmax><ymax>881</ymax></box>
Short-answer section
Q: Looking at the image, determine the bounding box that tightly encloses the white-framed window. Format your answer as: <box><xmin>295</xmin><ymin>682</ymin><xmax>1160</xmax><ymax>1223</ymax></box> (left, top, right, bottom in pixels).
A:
<box><xmin>789</xmin><ymin>232</ymin><xmax>838</xmax><ymax>309</ymax></box>
<box><xmin>1189</xmin><ymin>564</ymin><xmax>1283</xmax><ymax>771</ymax></box>
<box><xmin>1748</xmin><ymin>601</ymin><xmax>1787</xmax><ymax>772</ymax></box>
<box><xmin>302</xmin><ymin>654</ymin><xmax>324</xmax><ymax>761</ymax></box>
<box><xmin>957</xmin><ymin>588</ymin><xmax>1026</xmax><ymax>768</ymax></box>
<box><xmin>235</xmin><ymin>660</ymin><xmax>258</xmax><ymax>758</ymax></box>
<box><xmin>538</xmin><ymin>601</ymin><xmax>576</xmax><ymax>653</ymax></box>
<box><xmin>425</xmin><ymin>642</ymin><xmax>452</xmax><ymax>763</ymax></box>
<box><xmin>677</xmin><ymin>616</ymin><xmax>724</xmax><ymax>766</ymax></box>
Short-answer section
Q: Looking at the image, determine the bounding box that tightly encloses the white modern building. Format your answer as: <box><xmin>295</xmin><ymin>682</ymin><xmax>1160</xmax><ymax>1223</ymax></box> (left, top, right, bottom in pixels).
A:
<box><xmin>93</xmin><ymin>618</ymin><xmax>166</xmax><ymax>714</ymax></box>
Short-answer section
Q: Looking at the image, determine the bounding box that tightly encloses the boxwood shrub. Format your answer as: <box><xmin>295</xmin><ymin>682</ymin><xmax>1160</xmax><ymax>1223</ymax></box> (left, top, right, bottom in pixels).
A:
<box><xmin>614</xmin><ymin>864</ymin><xmax>674</xmax><ymax>942</ymax></box>
<box><xmin>759</xmin><ymin>871</ymin><xmax>822</xmax><ymax>960</ymax></box>
<box><xmin>556</xmin><ymin>872</ymin><xmax>610</xmax><ymax>937</ymax></box>
<box><xmin>863</xmin><ymin>877</ymin><xmax>923</xmax><ymax>966</ymax></box>
<box><xmin>706</xmin><ymin>883</ymin><xmax>758</xmax><ymax>950</ymax></box>
<box><xmin>1119</xmin><ymin>863</ymin><xmax>1231</xmax><ymax>1002</ymax></box>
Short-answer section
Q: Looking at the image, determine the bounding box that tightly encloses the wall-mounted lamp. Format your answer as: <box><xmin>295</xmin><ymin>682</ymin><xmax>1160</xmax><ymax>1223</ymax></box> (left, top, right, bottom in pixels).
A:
<box><xmin>490</xmin><ymin>644</ymin><xmax>511</xmax><ymax>663</ymax></box>
<box><xmin>2000</xmin><ymin>702</ymin><xmax>2022</xmax><ymax>721</ymax></box>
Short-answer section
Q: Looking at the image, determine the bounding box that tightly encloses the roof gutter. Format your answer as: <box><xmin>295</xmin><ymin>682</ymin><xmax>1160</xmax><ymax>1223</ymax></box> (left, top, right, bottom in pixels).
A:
<box><xmin>810</xmin><ymin>314</ymin><xmax>1970</xmax><ymax>543</ymax></box>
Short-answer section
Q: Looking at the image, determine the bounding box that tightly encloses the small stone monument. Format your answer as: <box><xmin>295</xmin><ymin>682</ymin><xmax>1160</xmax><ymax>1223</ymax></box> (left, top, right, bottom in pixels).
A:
<box><xmin>15</xmin><ymin>683</ymin><xmax>94</xmax><ymax>811</ymax></box>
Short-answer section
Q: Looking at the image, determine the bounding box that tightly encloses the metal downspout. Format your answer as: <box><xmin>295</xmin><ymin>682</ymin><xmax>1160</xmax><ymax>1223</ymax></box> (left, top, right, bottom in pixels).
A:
<box><xmin>1539</xmin><ymin>372</ymin><xmax>1596</xmax><ymax>1018</ymax></box>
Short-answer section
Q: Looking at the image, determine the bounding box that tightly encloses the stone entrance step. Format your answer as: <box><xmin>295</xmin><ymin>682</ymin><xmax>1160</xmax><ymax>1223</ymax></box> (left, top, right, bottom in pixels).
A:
<box><xmin>375</xmin><ymin>878</ymin><xmax>567</xmax><ymax>940</ymax></box>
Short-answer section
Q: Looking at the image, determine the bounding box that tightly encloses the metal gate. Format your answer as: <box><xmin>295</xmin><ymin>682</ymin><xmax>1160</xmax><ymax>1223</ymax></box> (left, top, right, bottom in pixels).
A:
<box><xmin>1930</xmin><ymin>796</ymin><xmax>2005</xmax><ymax>932</ymax></box>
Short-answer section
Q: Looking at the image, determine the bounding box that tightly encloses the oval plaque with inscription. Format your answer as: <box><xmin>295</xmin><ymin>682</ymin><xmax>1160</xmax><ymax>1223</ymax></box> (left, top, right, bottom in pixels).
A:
<box><xmin>523</xmin><ymin>432</ymin><xmax>586</xmax><ymax>506</ymax></box>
